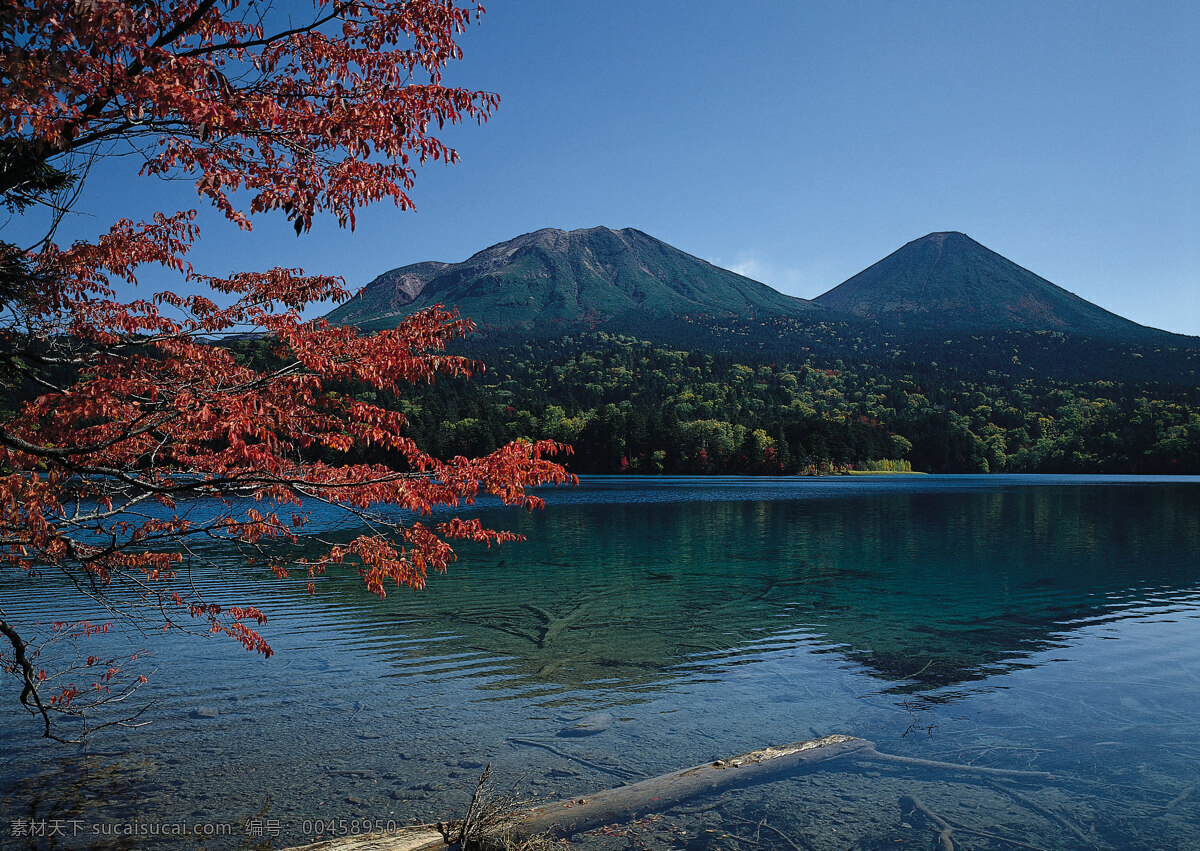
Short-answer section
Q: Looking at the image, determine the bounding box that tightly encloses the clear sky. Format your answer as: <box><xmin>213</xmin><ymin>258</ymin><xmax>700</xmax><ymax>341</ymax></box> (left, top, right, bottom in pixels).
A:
<box><xmin>11</xmin><ymin>1</ymin><xmax>1200</xmax><ymax>336</ymax></box>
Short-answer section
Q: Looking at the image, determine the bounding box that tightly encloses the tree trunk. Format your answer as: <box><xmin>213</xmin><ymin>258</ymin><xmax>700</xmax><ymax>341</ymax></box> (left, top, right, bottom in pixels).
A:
<box><xmin>289</xmin><ymin>734</ymin><xmax>867</xmax><ymax>850</ymax></box>
<box><xmin>518</xmin><ymin>733</ymin><xmax>866</xmax><ymax>838</ymax></box>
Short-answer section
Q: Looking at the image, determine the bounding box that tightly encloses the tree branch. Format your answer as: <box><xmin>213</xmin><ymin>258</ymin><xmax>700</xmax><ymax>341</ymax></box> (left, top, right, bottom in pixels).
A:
<box><xmin>0</xmin><ymin>617</ymin><xmax>55</xmax><ymax>740</ymax></box>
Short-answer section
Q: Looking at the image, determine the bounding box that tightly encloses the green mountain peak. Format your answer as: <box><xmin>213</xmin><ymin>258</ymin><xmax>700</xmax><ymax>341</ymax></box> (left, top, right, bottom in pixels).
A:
<box><xmin>325</xmin><ymin>226</ymin><xmax>817</xmax><ymax>333</ymax></box>
<box><xmin>814</xmin><ymin>232</ymin><xmax>1159</xmax><ymax>340</ymax></box>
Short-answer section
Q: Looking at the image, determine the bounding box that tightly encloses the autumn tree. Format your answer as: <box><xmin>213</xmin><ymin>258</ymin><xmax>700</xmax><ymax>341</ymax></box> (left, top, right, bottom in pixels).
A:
<box><xmin>0</xmin><ymin>0</ymin><xmax>571</xmax><ymax>741</ymax></box>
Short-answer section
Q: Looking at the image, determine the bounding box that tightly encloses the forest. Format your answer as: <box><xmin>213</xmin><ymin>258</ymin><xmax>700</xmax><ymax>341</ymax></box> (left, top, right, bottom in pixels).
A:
<box><xmin>227</xmin><ymin>324</ymin><xmax>1200</xmax><ymax>476</ymax></box>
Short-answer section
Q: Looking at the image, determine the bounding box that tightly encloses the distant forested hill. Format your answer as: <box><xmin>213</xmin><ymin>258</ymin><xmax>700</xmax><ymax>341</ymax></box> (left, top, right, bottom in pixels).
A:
<box><xmin>301</xmin><ymin>229</ymin><xmax>1200</xmax><ymax>474</ymax></box>
<box><xmin>325</xmin><ymin>226</ymin><xmax>817</xmax><ymax>334</ymax></box>
<box><xmin>226</xmin><ymin>325</ymin><xmax>1200</xmax><ymax>475</ymax></box>
<box><xmin>815</xmin><ymin>231</ymin><xmax>1172</xmax><ymax>341</ymax></box>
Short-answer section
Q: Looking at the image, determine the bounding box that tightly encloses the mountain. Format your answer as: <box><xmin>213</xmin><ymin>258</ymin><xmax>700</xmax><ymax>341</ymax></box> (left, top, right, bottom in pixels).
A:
<box><xmin>814</xmin><ymin>231</ymin><xmax>1166</xmax><ymax>340</ymax></box>
<box><xmin>304</xmin><ymin>227</ymin><xmax>1200</xmax><ymax>475</ymax></box>
<box><xmin>325</xmin><ymin>226</ymin><xmax>818</xmax><ymax>333</ymax></box>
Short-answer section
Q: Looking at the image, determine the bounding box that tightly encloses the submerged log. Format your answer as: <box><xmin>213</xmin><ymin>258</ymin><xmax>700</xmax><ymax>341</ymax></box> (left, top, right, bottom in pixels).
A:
<box><xmin>287</xmin><ymin>735</ymin><xmax>866</xmax><ymax>850</ymax></box>
<box><xmin>518</xmin><ymin>733</ymin><xmax>867</xmax><ymax>838</ymax></box>
<box><xmin>286</xmin><ymin>733</ymin><xmax>1056</xmax><ymax>850</ymax></box>
<box><xmin>288</xmin><ymin>827</ymin><xmax>445</xmax><ymax>851</ymax></box>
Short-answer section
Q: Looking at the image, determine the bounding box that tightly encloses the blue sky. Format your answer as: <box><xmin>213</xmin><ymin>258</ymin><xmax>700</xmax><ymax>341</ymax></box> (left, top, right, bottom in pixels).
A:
<box><xmin>11</xmin><ymin>1</ymin><xmax>1200</xmax><ymax>335</ymax></box>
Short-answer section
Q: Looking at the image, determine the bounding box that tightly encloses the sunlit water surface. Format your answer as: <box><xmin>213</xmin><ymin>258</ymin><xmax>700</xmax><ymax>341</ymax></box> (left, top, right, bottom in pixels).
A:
<box><xmin>2</xmin><ymin>475</ymin><xmax>1199</xmax><ymax>849</ymax></box>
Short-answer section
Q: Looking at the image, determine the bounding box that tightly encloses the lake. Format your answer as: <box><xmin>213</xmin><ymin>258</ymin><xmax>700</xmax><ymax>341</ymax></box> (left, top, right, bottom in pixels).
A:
<box><xmin>2</xmin><ymin>475</ymin><xmax>1199</xmax><ymax>849</ymax></box>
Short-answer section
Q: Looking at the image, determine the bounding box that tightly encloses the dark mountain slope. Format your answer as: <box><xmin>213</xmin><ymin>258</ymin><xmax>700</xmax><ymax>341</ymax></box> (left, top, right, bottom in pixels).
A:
<box><xmin>326</xmin><ymin>226</ymin><xmax>819</xmax><ymax>333</ymax></box>
<box><xmin>814</xmin><ymin>231</ymin><xmax>1168</xmax><ymax>341</ymax></box>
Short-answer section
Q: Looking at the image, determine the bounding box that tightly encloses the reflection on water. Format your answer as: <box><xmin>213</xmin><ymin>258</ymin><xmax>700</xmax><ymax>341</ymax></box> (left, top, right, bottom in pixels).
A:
<box><xmin>2</xmin><ymin>475</ymin><xmax>1199</xmax><ymax>849</ymax></box>
<box><xmin>348</xmin><ymin>475</ymin><xmax>1200</xmax><ymax>698</ymax></box>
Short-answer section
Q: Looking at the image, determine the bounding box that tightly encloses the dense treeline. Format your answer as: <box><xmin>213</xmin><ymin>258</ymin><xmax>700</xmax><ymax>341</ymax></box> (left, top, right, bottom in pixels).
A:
<box><xmin>9</xmin><ymin>316</ymin><xmax>1196</xmax><ymax>477</ymax></box>
<box><xmin>225</xmin><ymin>328</ymin><xmax>1200</xmax><ymax>476</ymax></box>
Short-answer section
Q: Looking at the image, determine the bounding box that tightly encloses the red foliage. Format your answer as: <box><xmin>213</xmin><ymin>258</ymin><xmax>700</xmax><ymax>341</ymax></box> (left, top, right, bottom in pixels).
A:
<box><xmin>0</xmin><ymin>1</ymin><xmax>572</xmax><ymax>740</ymax></box>
<box><xmin>1</xmin><ymin>0</ymin><xmax>500</xmax><ymax>232</ymax></box>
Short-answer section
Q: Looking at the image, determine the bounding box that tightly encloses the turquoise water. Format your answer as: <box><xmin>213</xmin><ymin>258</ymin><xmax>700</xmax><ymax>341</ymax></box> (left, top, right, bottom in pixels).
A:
<box><xmin>2</xmin><ymin>475</ymin><xmax>1199</xmax><ymax>848</ymax></box>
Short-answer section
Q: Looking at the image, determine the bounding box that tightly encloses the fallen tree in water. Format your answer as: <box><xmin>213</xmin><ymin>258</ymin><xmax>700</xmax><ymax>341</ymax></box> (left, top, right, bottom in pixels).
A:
<box><xmin>514</xmin><ymin>733</ymin><xmax>866</xmax><ymax>839</ymax></box>
<box><xmin>289</xmin><ymin>733</ymin><xmax>1054</xmax><ymax>850</ymax></box>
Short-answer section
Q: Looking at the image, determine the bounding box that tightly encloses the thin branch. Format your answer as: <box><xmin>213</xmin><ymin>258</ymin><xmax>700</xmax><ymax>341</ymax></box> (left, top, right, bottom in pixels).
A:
<box><xmin>170</xmin><ymin>2</ymin><xmax>352</xmax><ymax>60</ymax></box>
<box><xmin>0</xmin><ymin>617</ymin><xmax>55</xmax><ymax>740</ymax></box>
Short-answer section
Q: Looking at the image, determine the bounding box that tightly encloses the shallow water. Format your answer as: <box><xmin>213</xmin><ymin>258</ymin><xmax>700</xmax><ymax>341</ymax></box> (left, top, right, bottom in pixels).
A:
<box><xmin>2</xmin><ymin>475</ymin><xmax>1199</xmax><ymax>848</ymax></box>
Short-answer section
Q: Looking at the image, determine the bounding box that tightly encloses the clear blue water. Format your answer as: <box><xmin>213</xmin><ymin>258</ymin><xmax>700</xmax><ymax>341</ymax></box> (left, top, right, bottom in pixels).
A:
<box><xmin>2</xmin><ymin>475</ymin><xmax>1199</xmax><ymax>849</ymax></box>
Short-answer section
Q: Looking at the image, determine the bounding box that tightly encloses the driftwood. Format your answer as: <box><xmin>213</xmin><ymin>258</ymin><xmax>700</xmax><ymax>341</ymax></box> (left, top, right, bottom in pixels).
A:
<box><xmin>518</xmin><ymin>733</ymin><xmax>867</xmax><ymax>838</ymax></box>
<box><xmin>287</xmin><ymin>829</ymin><xmax>445</xmax><ymax>851</ymax></box>
<box><xmin>287</xmin><ymin>735</ymin><xmax>865</xmax><ymax>850</ymax></box>
<box><xmin>286</xmin><ymin>733</ymin><xmax>1059</xmax><ymax>850</ymax></box>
